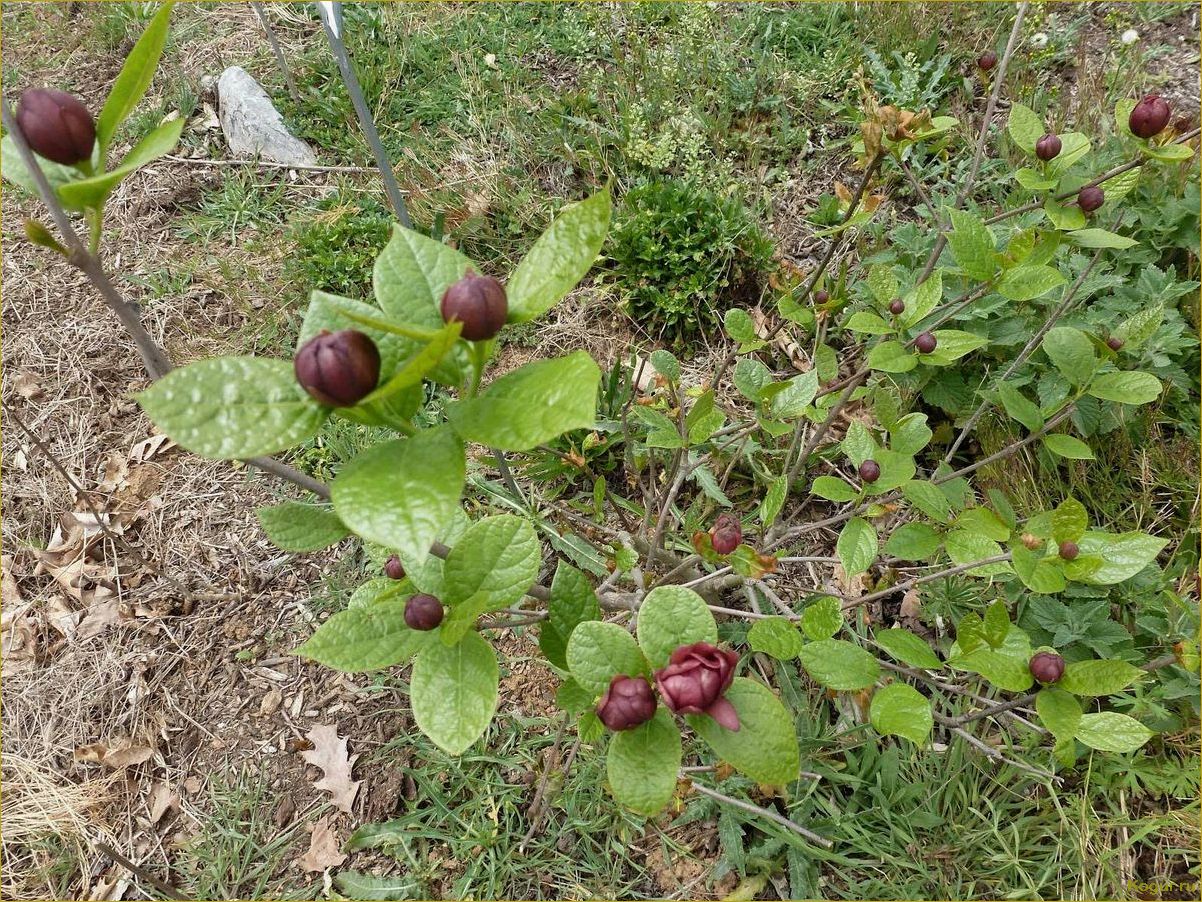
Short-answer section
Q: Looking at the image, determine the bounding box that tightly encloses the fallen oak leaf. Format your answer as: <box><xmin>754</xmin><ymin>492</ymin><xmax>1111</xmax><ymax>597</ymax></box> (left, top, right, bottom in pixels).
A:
<box><xmin>299</xmin><ymin>814</ymin><xmax>347</xmax><ymax>873</ymax></box>
<box><xmin>301</xmin><ymin>724</ymin><xmax>360</xmax><ymax>813</ymax></box>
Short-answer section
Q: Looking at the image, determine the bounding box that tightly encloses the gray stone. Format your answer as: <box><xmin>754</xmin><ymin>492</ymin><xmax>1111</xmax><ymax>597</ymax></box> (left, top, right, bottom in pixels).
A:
<box><xmin>216</xmin><ymin>66</ymin><xmax>317</xmax><ymax>166</ymax></box>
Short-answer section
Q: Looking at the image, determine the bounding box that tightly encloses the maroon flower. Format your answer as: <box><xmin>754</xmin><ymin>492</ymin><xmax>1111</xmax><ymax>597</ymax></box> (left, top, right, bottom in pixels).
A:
<box><xmin>1035</xmin><ymin>133</ymin><xmax>1062</xmax><ymax>161</ymax></box>
<box><xmin>1029</xmin><ymin>651</ymin><xmax>1065</xmax><ymax>684</ymax></box>
<box><xmin>16</xmin><ymin>88</ymin><xmax>95</xmax><ymax>166</ymax></box>
<box><xmin>404</xmin><ymin>594</ymin><xmax>444</xmax><ymax>631</ymax></box>
<box><xmin>294</xmin><ymin>329</ymin><xmax>380</xmax><ymax>407</ymax></box>
<box><xmin>1129</xmin><ymin>94</ymin><xmax>1171</xmax><ymax>140</ymax></box>
<box><xmin>384</xmin><ymin>555</ymin><xmax>405</xmax><ymax>580</ymax></box>
<box><xmin>977</xmin><ymin>51</ymin><xmax>998</xmax><ymax>71</ymax></box>
<box><xmin>596</xmin><ymin>675</ymin><xmax>657</xmax><ymax>731</ymax></box>
<box><xmin>655</xmin><ymin>642</ymin><xmax>741</xmax><ymax>731</ymax></box>
<box><xmin>440</xmin><ymin>269</ymin><xmax>508</xmax><ymax>341</ymax></box>
<box><xmin>709</xmin><ymin>513</ymin><xmax>743</xmax><ymax>555</ymax></box>
<box><xmin>1077</xmin><ymin>186</ymin><xmax>1105</xmax><ymax>214</ymax></box>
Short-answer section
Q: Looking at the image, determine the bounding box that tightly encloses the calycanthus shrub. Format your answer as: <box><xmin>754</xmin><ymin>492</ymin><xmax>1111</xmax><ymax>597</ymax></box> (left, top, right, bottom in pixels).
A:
<box><xmin>138</xmin><ymin>100</ymin><xmax>1192</xmax><ymax>817</ymax></box>
<box><xmin>8</xmin><ymin>5</ymin><xmax>1199</xmax><ymax>831</ymax></box>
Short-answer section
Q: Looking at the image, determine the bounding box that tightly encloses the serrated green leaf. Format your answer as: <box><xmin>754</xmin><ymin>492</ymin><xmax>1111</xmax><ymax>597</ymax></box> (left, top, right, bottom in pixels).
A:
<box><xmin>1076</xmin><ymin>530</ymin><xmax>1167</xmax><ymax>584</ymax></box>
<box><xmin>949</xmin><ymin>648</ymin><xmax>1033</xmax><ymax>691</ymax></box>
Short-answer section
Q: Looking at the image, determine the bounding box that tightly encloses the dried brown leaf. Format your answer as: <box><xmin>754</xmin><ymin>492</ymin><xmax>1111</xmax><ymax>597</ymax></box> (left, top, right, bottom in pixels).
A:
<box><xmin>298</xmin><ymin>814</ymin><xmax>346</xmax><ymax>873</ymax></box>
<box><xmin>301</xmin><ymin>724</ymin><xmax>360</xmax><ymax>813</ymax></box>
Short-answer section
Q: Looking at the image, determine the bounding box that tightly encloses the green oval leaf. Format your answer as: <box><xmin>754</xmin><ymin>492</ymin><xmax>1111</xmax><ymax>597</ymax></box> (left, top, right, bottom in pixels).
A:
<box><xmin>870</xmin><ymin>683</ymin><xmax>932</xmax><ymax>744</ymax></box>
<box><xmin>687</xmin><ymin>678</ymin><xmax>800</xmax><ymax>785</ymax></box>
<box><xmin>637</xmin><ymin>586</ymin><xmax>718</xmax><ymax>669</ymax></box>
<box><xmin>331</xmin><ymin>427</ymin><xmax>466</xmax><ymax>566</ymax></box>
<box><xmin>607</xmin><ymin>708</ymin><xmax>681</xmax><ymax>815</ymax></box>
<box><xmin>443</xmin><ymin>515</ymin><xmax>540</xmax><ymax>609</ymax></box>
<box><xmin>447</xmin><ymin>352</ymin><xmax>601</xmax><ymax>451</ymax></box>
<box><xmin>135</xmin><ymin>357</ymin><xmax>329</xmax><ymax>459</ymax></box>
<box><xmin>508</xmin><ymin>189</ymin><xmax>612</xmax><ymax>323</ymax></box>
<box><xmin>566</xmin><ymin>621</ymin><xmax>649</xmax><ymax>694</ymax></box>
<box><xmin>797</xmin><ymin>638</ymin><xmax>880</xmax><ymax>690</ymax></box>
<box><xmin>411</xmin><ymin>631</ymin><xmax>499</xmax><ymax>755</ymax></box>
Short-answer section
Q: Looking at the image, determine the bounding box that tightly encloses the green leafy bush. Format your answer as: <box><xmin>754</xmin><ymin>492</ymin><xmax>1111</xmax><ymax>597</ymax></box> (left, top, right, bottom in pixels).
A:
<box><xmin>608</xmin><ymin>179</ymin><xmax>774</xmax><ymax>339</ymax></box>
<box><xmin>287</xmin><ymin>195</ymin><xmax>393</xmax><ymax>299</ymax></box>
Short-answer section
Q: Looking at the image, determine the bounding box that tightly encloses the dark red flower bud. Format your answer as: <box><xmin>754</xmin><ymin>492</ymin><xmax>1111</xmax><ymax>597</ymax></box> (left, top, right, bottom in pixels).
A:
<box><xmin>384</xmin><ymin>555</ymin><xmax>405</xmax><ymax>580</ymax></box>
<box><xmin>294</xmin><ymin>329</ymin><xmax>380</xmax><ymax>407</ymax></box>
<box><xmin>977</xmin><ymin>51</ymin><xmax>998</xmax><ymax>71</ymax></box>
<box><xmin>1035</xmin><ymin>133</ymin><xmax>1062</xmax><ymax>161</ymax></box>
<box><xmin>1077</xmin><ymin>186</ymin><xmax>1105</xmax><ymax>214</ymax></box>
<box><xmin>1106</xmin><ymin>336</ymin><xmax>1124</xmax><ymax>352</ymax></box>
<box><xmin>888</xmin><ymin>298</ymin><xmax>905</xmax><ymax>316</ymax></box>
<box><xmin>1129</xmin><ymin>94</ymin><xmax>1171</xmax><ymax>140</ymax></box>
<box><xmin>1029</xmin><ymin>651</ymin><xmax>1065</xmax><ymax>684</ymax></box>
<box><xmin>709</xmin><ymin>513</ymin><xmax>743</xmax><ymax>555</ymax></box>
<box><xmin>859</xmin><ymin>459</ymin><xmax>881</xmax><ymax>483</ymax></box>
<box><xmin>596</xmin><ymin>675</ymin><xmax>657</xmax><ymax>731</ymax></box>
<box><xmin>915</xmin><ymin>331</ymin><xmax>937</xmax><ymax>354</ymax></box>
<box><xmin>404</xmin><ymin>593</ymin><xmax>444</xmax><ymax>631</ymax></box>
<box><xmin>655</xmin><ymin>642</ymin><xmax>740</xmax><ymax>731</ymax></box>
<box><xmin>1058</xmin><ymin>540</ymin><xmax>1079</xmax><ymax>561</ymax></box>
<box><xmin>813</xmin><ymin>289</ymin><xmax>830</xmax><ymax>304</ymax></box>
<box><xmin>15</xmin><ymin>88</ymin><xmax>96</xmax><ymax>166</ymax></box>
<box><xmin>440</xmin><ymin>269</ymin><xmax>507</xmax><ymax>341</ymax></box>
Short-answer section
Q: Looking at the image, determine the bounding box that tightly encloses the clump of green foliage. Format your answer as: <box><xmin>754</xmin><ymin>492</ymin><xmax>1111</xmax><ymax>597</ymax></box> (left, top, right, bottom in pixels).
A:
<box><xmin>608</xmin><ymin>179</ymin><xmax>774</xmax><ymax>339</ymax></box>
<box><xmin>287</xmin><ymin>194</ymin><xmax>393</xmax><ymax>299</ymax></box>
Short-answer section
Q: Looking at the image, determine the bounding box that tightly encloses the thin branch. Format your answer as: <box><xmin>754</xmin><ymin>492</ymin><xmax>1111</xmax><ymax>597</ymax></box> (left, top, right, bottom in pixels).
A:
<box><xmin>983</xmin><ymin>127</ymin><xmax>1201</xmax><ymax>227</ymax></box>
<box><xmin>518</xmin><ymin>713</ymin><xmax>570</xmax><ymax>853</ymax></box>
<box><xmin>2</xmin><ymin>99</ymin><xmax>327</xmax><ymax>502</ymax></box>
<box><xmin>162</xmin><ymin>154</ymin><xmax>379</xmax><ymax>174</ymax></box>
<box><xmin>943</xmin><ymin>245</ymin><xmax>1106</xmax><ymax>463</ymax></box>
<box><xmin>840</xmin><ymin>553</ymin><xmax>1013</xmax><ymax>612</ymax></box>
<box><xmin>93</xmin><ymin>841</ymin><xmax>190</xmax><ymax>901</ymax></box>
<box><xmin>916</xmin><ymin>2</ymin><xmax>1029</xmax><ymax>283</ymax></box>
<box><xmin>251</xmin><ymin>1</ymin><xmax>300</xmax><ymax>101</ymax></box>
<box><xmin>687</xmin><ymin>780</ymin><xmax>833</xmax><ymax>849</ymax></box>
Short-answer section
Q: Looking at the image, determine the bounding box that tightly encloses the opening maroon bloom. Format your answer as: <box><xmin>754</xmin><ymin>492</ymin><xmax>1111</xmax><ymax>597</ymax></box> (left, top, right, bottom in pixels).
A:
<box><xmin>655</xmin><ymin>642</ymin><xmax>741</xmax><ymax>731</ymax></box>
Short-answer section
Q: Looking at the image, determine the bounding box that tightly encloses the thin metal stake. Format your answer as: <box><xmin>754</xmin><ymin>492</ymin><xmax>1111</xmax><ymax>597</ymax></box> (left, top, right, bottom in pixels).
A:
<box><xmin>315</xmin><ymin>1</ymin><xmax>410</xmax><ymax>226</ymax></box>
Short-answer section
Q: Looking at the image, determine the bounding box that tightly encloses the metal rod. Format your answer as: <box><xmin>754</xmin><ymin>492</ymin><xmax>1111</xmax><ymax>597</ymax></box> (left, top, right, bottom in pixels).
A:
<box><xmin>316</xmin><ymin>1</ymin><xmax>411</xmax><ymax>226</ymax></box>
